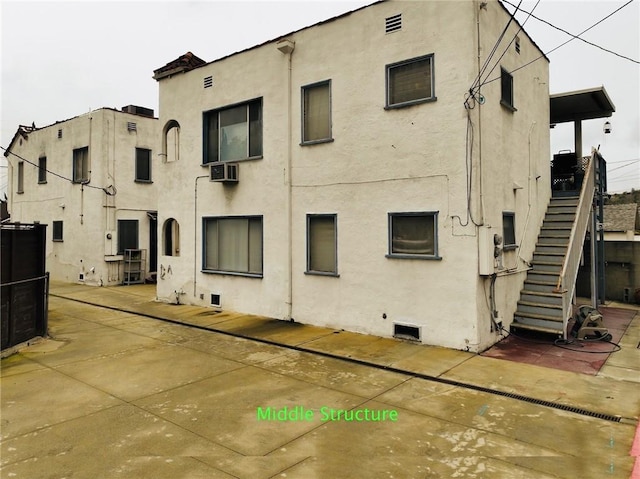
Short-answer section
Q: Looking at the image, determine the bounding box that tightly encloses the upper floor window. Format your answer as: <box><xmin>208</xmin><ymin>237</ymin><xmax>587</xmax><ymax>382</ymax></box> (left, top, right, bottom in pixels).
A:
<box><xmin>135</xmin><ymin>148</ymin><xmax>152</xmax><ymax>182</ymax></box>
<box><xmin>17</xmin><ymin>161</ymin><xmax>24</xmax><ymax>194</ymax></box>
<box><xmin>38</xmin><ymin>157</ymin><xmax>47</xmax><ymax>184</ymax></box>
<box><xmin>203</xmin><ymin>99</ymin><xmax>262</xmax><ymax>164</ymax></box>
<box><xmin>52</xmin><ymin>221</ymin><xmax>63</xmax><ymax>242</ymax></box>
<box><xmin>503</xmin><ymin>212</ymin><xmax>516</xmax><ymax>250</ymax></box>
<box><xmin>500</xmin><ymin>68</ymin><xmax>516</xmax><ymax>111</ymax></box>
<box><xmin>162</xmin><ymin>120</ymin><xmax>180</xmax><ymax>163</ymax></box>
<box><xmin>386</xmin><ymin>54</ymin><xmax>435</xmax><ymax>108</ymax></box>
<box><xmin>302</xmin><ymin>81</ymin><xmax>332</xmax><ymax>144</ymax></box>
<box><xmin>73</xmin><ymin>146</ymin><xmax>89</xmax><ymax>183</ymax></box>
<box><xmin>306</xmin><ymin>214</ymin><xmax>338</xmax><ymax>275</ymax></box>
<box><xmin>387</xmin><ymin>211</ymin><xmax>440</xmax><ymax>260</ymax></box>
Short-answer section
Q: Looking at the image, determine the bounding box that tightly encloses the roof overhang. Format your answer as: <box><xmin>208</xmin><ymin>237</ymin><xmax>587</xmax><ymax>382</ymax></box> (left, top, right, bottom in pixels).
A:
<box><xmin>550</xmin><ymin>86</ymin><xmax>615</xmax><ymax>125</ymax></box>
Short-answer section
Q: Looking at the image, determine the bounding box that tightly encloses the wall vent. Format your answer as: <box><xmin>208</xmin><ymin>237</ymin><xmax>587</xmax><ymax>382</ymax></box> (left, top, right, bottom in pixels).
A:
<box><xmin>515</xmin><ymin>36</ymin><xmax>521</xmax><ymax>54</ymax></box>
<box><xmin>127</xmin><ymin>122</ymin><xmax>137</xmax><ymax>132</ymax></box>
<box><xmin>394</xmin><ymin>323</ymin><xmax>420</xmax><ymax>341</ymax></box>
<box><xmin>78</xmin><ymin>273</ymin><xmax>85</xmax><ymax>282</ymax></box>
<box><xmin>210</xmin><ymin>293</ymin><xmax>221</xmax><ymax>307</ymax></box>
<box><xmin>57</xmin><ymin>129</ymin><xmax>63</xmax><ymax>139</ymax></box>
<box><xmin>204</xmin><ymin>76</ymin><xmax>213</xmax><ymax>88</ymax></box>
<box><xmin>385</xmin><ymin>14</ymin><xmax>402</xmax><ymax>33</ymax></box>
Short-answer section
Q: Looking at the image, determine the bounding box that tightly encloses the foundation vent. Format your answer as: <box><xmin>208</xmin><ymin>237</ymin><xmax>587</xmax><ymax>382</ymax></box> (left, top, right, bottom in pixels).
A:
<box><xmin>385</xmin><ymin>14</ymin><xmax>402</xmax><ymax>33</ymax></box>
<box><xmin>394</xmin><ymin>323</ymin><xmax>420</xmax><ymax>341</ymax></box>
<box><xmin>210</xmin><ymin>293</ymin><xmax>221</xmax><ymax>307</ymax></box>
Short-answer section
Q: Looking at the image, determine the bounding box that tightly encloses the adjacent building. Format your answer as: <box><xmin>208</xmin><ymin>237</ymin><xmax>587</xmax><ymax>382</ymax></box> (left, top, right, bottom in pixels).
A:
<box><xmin>4</xmin><ymin>106</ymin><xmax>160</xmax><ymax>286</ymax></box>
<box><xmin>151</xmin><ymin>0</ymin><xmax>553</xmax><ymax>351</ymax></box>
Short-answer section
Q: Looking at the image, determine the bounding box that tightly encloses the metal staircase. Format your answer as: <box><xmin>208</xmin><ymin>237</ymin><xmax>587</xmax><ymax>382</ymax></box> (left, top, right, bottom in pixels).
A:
<box><xmin>512</xmin><ymin>152</ymin><xmax>597</xmax><ymax>339</ymax></box>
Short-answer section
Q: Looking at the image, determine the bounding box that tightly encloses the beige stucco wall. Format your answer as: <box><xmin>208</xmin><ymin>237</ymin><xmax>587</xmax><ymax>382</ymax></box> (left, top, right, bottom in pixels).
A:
<box><xmin>155</xmin><ymin>0</ymin><xmax>550</xmax><ymax>351</ymax></box>
<box><xmin>6</xmin><ymin>109</ymin><xmax>159</xmax><ymax>285</ymax></box>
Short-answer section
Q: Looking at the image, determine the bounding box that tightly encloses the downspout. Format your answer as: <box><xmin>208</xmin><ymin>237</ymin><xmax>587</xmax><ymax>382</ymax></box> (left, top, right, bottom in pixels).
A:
<box><xmin>476</xmin><ymin>1</ymin><xmax>485</xmax><ymax>225</ymax></box>
<box><xmin>517</xmin><ymin>121</ymin><xmax>537</xmax><ymax>265</ymax></box>
<box><xmin>277</xmin><ymin>39</ymin><xmax>295</xmax><ymax>320</ymax></box>
<box><xmin>193</xmin><ymin>175</ymin><xmax>208</xmax><ymax>297</ymax></box>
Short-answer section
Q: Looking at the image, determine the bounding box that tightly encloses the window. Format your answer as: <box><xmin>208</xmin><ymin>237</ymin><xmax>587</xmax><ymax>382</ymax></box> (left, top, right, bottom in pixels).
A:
<box><xmin>135</xmin><ymin>148</ymin><xmax>152</xmax><ymax>182</ymax></box>
<box><xmin>302</xmin><ymin>81</ymin><xmax>332</xmax><ymax>144</ymax></box>
<box><xmin>503</xmin><ymin>212</ymin><xmax>516</xmax><ymax>250</ymax></box>
<box><xmin>17</xmin><ymin>161</ymin><xmax>24</xmax><ymax>194</ymax></box>
<box><xmin>387</xmin><ymin>212</ymin><xmax>440</xmax><ymax>259</ymax></box>
<box><xmin>203</xmin><ymin>217</ymin><xmax>263</xmax><ymax>275</ymax></box>
<box><xmin>162</xmin><ymin>120</ymin><xmax>180</xmax><ymax>163</ymax></box>
<box><xmin>117</xmin><ymin>219</ymin><xmax>139</xmax><ymax>254</ymax></box>
<box><xmin>386</xmin><ymin>55</ymin><xmax>435</xmax><ymax>108</ymax></box>
<box><xmin>38</xmin><ymin>157</ymin><xmax>47</xmax><ymax>184</ymax></box>
<box><xmin>52</xmin><ymin>221</ymin><xmax>63</xmax><ymax>242</ymax></box>
<box><xmin>500</xmin><ymin>68</ymin><xmax>515</xmax><ymax>111</ymax></box>
<box><xmin>203</xmin><ymin>99</ymin><xmax>262</xmax><ymax>164</ymax></box>
<box><xmin>307</xmin><ymin>214</ymin><xmax>338</xmax><ymax>275</ymax></box>
<box><xmin>73</xmin><ymin>147</ymin><xmax>89</xmax><ymax>183</ymax></box>
<box><xmin>163</xmin><ymin>218</ymin><xmax>180</xmax><ymax>256</ymax></box>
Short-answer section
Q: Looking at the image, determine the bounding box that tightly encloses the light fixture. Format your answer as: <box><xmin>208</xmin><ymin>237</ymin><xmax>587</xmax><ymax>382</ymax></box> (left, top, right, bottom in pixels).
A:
<box><xmin>603</xmin><ymin>121</ymin><xmax>612</xmax><ymax>134</ymax></box>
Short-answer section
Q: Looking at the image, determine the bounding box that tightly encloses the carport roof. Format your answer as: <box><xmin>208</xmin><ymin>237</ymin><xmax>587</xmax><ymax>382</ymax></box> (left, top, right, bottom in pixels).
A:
<box><xmin>550</xmin><ymin>86</ymin><xmax>615</xmax><ymax>125</ymax></box>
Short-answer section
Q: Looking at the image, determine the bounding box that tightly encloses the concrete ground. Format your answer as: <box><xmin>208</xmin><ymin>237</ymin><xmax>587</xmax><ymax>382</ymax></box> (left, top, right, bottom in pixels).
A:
<box><xmin>1</xmin><ymin>282</ymin><xmax>639</xmax><ymax>478</ymax></box>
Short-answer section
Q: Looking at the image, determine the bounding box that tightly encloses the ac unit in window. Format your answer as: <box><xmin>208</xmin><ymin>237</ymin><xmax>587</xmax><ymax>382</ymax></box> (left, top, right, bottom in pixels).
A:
<box><xmin>210</xmin><ymin>162</ymin><xmax>239</xmax><ymax>183</ymax></box>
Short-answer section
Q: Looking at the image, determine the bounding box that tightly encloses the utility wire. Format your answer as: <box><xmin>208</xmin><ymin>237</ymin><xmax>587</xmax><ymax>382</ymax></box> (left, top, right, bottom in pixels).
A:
<box><xmin>482</xmin><ymin>0</ymin><xmax>637</xmax><ymax>86</ymax></box>
<box><xmin>0</xmin><ymin>146</ymin><xmax>116</xmax><ymax>196</ymax></box>
<box><xmin>502</xmin><ymin>0</ymin><xmax>639</xmax><ymax>65</ymax></box>
<box><xmin>606</xmin><ymin>159</ymin><xmax>640</xmax><ymax>173</ymax></box>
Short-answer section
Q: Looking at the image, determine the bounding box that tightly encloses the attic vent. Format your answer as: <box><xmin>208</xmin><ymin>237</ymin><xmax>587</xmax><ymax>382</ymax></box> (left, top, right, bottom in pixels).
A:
<box><xmin>57</xmin><ymin>129</ymin><xmax>63</xmax><ymax>139</ymax></box>
<box><xmin>385</xmin><ymin>14</ymin><xmax>402</xmax><ymax>33</ymax></box>
<box><xmin>210</xmin><ymin>293</ymin><xmax>221</xmax><ymax>307</ymax></box>
<box><xmin>515</xmin><ymin>36</ymin><xmax>521</xmax><ymax>54</ymax></box>
<box><xmin>394</xmin><ymin>323</ymin><xmax>420</xmax><ymax>341</ymax></box>
<box><xmin>127</xmin><ymin>122</ymin><xmax>137</xmax><ymax>132</ymax></box>
<box><xmin>204</xmin><ymin>76</ymin><xmax>213</xmax><ymax>88</ymax></box>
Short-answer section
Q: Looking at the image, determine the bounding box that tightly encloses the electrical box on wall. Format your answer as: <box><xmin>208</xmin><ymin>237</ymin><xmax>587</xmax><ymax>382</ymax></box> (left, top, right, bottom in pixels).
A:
<box><xmin>478</xmin><ymin>226</ymin><xmax>504</xmax><ymax>275</ymax></box>
<box><xmin>104</xmin><ymin>230</ymin><xmax>117</xmax><ymax>256</ymax></box>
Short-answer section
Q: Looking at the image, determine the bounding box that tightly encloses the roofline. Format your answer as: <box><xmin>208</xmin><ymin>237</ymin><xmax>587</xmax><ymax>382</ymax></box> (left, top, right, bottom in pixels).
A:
<box><xmin>550</xmin><ymin>85</ymin><xmax>615</xmax><ymax>105</ymax></box>
<box><xmin>497</xmin><ymin>0</ymin><xmax>549</xmax><ymax>64</ymax></box>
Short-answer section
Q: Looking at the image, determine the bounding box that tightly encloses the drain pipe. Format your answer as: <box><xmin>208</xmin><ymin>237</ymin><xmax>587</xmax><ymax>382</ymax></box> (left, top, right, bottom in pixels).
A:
<box><xmin>193</xmin><ymin>175</ymin><xmax>208</xmax><ymax>297</ymax></box>
<box><xmin>517</xmin><ymin>121</ymin><xmax>537</xmax><ymax>266</ymax></box>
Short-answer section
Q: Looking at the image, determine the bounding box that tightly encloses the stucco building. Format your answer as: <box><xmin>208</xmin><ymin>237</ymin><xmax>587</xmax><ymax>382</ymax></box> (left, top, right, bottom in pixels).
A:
<box><xmin>4</xmin><ymin>106</ymin><xmax>160</xmax><ymax>286</ymax></box>
<box><xmin>150</xmin><ymin>0</ymin><xmax>558</xmax><ymax>352</ymax></box>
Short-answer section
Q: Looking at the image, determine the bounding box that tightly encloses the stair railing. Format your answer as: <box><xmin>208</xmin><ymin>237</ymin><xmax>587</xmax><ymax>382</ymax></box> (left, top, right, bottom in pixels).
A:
<box><xmin>554</xmin><ymin>150</ymin><xmax>596</xmax><ymax>339</ymax></box>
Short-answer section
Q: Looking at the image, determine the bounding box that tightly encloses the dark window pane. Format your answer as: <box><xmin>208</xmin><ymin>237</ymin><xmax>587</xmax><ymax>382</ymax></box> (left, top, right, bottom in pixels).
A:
<box><xmin>135</xmin><ymin>148</ymin><xmax>151</xmax><ymax>181</ymax></box>
<box><xmin>389</xmin><ymin>58</ymin><xmax>432</xmax><ymax>105</ymax></box>
<box><xmin>391</xmin><ymin>215</ymin><xmax>435</xmax><ymax>255</ymax></box>
<box><xmin>118</xmin><ymin>220</ymin><xmax>138</xmax><ymax>254</ymax></box>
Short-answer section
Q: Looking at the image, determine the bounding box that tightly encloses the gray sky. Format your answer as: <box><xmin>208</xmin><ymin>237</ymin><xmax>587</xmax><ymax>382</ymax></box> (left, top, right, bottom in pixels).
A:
<box><xmin>1</xmin><ymin>0</ymin><xmax>638</xmax><ymax>193</ymax></box>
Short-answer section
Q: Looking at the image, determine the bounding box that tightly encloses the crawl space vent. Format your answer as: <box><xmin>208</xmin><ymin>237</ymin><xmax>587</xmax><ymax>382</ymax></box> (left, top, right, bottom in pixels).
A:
<box><xmin>210</xmin><ymin>293</ymin><xmax>221</xmax><ymax>307</ymax></box>
<box><xmin>204</xmin><ymin>76</ymin><xmax>213</xmax><ymax>88</ymax></box>
<box><xmin>394</xmin><ymin>323</ymin><xmax>420</xmax><ymax>341</ymax></box>
<box><xmin>385</xmin><ymin>14</ymin><xmax>402</xmax><ymax>33</ymax></box>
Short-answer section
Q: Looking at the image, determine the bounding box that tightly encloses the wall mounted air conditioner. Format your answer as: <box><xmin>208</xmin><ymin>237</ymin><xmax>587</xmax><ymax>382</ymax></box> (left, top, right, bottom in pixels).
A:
<box><xmin>210</xmin><ymin>162</ymin><xmax>239</xmax><ymax>183</ymax></box>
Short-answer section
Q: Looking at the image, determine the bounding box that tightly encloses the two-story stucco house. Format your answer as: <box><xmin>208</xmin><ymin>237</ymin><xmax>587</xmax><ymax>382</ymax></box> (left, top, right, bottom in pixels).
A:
<box><xmin>151</xmin><ymin>0</ymin><xmax>558</xmax><ymax>352</ymax></box>
<box><xmin>4</xmin><ymin>106</ymin><xmax>160</xmax><ymax>286</ymax></box>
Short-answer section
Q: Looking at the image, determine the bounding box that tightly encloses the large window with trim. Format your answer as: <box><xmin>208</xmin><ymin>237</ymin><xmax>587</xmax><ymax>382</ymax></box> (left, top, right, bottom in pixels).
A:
<box><xmin>307</xmin><ymin>214</ymin><xmax>338</xmax><ymax>275</ymax></box>
<box><xmin>387</xmin><ymin>212</ymin><xmax>440</xmax><ymax>259</ymax></box>
<box><xmin>386</xmin><ymin>54</ymin><xmax>435</xmax><ymax>108</ymax></box>
<box><xmin>203</xmin><ymin>99</ymin><xmax>262</xmax><ymax>164</ymax></box>
<box><xmin>73</xmin><ymin>146</ymin><xmax>89</xmax><ymax>183</ymax></box>
<box><xmin>302</xmin><ymin>81</ymin><xmax>332</xmax><ymax>144</ymax></box>
<box><xmin>203</xmin><ymin>216</ymin><xmax>263</xmax><ymax>275</ymax></box>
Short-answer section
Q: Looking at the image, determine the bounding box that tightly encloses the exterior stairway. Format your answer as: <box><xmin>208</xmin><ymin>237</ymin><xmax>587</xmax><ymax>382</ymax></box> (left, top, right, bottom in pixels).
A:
<box><xmin>512</xmin><ymin>152</ymin><xmax>597</xmax><ymax>339</ymax></box>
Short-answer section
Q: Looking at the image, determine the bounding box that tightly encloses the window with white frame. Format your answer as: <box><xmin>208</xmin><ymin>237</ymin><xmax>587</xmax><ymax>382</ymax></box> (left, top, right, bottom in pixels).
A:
<box><xmin>52</xmin><ymin>221</ymin><xmax>63</xmax><ymax>242</ymax></box>
<box><xmin>203</xmin><ymin>216</ymin><xmax>263</xmax><ymax>275</ymax></box>
<box><xmin>17</xmin><ymin>161</ymin><xmax>24</xmax><ymax>193</ymax></box>
<box><xmin>386</xmin><ymin>54</ymin><xmax>435</xmax><ymax>108</ymax></box>
<box><xmin>307</xmin><ymin>214</ymin><xmax>338</xmax><ymax>275</ymax></box>
<box><xmin>135</xmin><ymin>148</ymin><xmax>152</xmax><ymax>182</ymax></box>
<box><xmin>72</xmin><ymin>146</ymin><xmax>89</xmax><ymax>183</ymax></box>
<box><xmin>302</xmin><ymin>81</ymin><xmax>332</xmax><ymax>144</ymax></box>
<box><xmin>38</xmin><ymin>157</ymin><xmax>47</xmax><ymax>184</ymax></box>
<box><xmin>203</xmin><ymin>99</ymin><xmax>262</xmax><ymax>164</ymax></box>
<box><xmin>387</xmin><ymin>212</ymin><xmax>440</xmax><ymax>259</ymax></box>
<box><xmin>500</xmin><ymin>68</ymin><xmax>515</xmax><ymax>111</ymax></box>
<box><xmin>503</xmin><ymin>212</ymin><xmax>516</xmax><ymax>250</ymax></box>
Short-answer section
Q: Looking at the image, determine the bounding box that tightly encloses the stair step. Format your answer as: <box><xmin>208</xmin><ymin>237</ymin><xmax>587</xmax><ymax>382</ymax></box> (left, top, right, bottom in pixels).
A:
<box><xmin>550</xmin><ymin>196</ymin><xmax>579</xmax><ymax>205</ymax></box>
<box><xmin>521</xmin><ymin>290</ymin><xmax>563</xmax><ymax>305</ymax></box>
<box><xmin>538</xmin><ymin>236</ymin><xmax>569</xmax><ymax>245</ymax></box>
<box><xmin>511</xmin><ymin>322</ymin><xmax>565</xmax><ymax>336</ymax></box>
<box><xmin>547</xmin><ymin>206</ymin><xmax>578</xmax><ymax>214</ymax></box>
<box><xmin>530</xmin><ymin>261</ymin><xmax>562</xmax><ymax>272</ymax></box>
<box><xmin>514</xmin><ymin>310</ymin><xmax>564</xmax><ymax>323</ymax></box>
<box><xmin>516</xmin><ymin>300</ymin><xmax>563</xmax><ymax>316</ymax></box>
<box><xmin>544</xmin><ymin>213</ymin><xmax>576</xmax><ymax>222</ymax></box>
<box><xmin>542</xmin><ymin>221</ymin><xmax>575</xmax><ymax>229</ymax></box>
<box><xmin>523</xmin><ymin>281</ymin><xmax>559</xmax><ymax>293</ymax></box>
<box><xmin>534</xmin><ymin>244</ymin><xmax>568</xmax><ymax>254</ymax></box>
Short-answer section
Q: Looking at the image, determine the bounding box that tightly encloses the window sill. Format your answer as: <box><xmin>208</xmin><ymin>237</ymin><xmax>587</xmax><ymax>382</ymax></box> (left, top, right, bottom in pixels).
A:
<box><xmin>16</xmin><ymin>191</ymin><xmax>24</xmax><ymax>195</ymax></box>
<box><xmin>385</xmin><ymin>96</ymin><xmax>437</xmax><ymax>110</ymax></box>
<box><xmin>38</xmin><ymin>181</ymin><xmax>47</xmax><ymax>185</ymax></box>
<box><xmin>304</xmin><ymin>271</ymin><xmax>340</xmax><ymax>277</ymax></box>
<box><xmin>500</xmin><ymin>100</ymin><xmax>517</xmax><ymax>112</ymax></box>
<box><xmin>201</xmin><ymin>269</ymin><xmax>263</xmax><ymax>278</ymax></box>
<box><xmin>202</xmin><ymin>156</ymin><xmax>263</xmax><ymax>167</ymax></box>
<box><xmin>53</xmin><ymin>239</ymin><xmax>63</xmax><ymax>243</ymax></box>
<box><xmin>300</xmin><ymin>138</ymin><xmax>334</xmax><ymax>147</ymax></box>
<box><xmin>386</xmin><ymin>254</ymin><xmax>442</xmax><ymax>261</ymax></box>
<box><xmin>135</xmin><ymin>179</ymin><xmax>153</xmax><ymax>184</ymax></box>
<box><xmin>503</xmin><ymin>245</ymin><xmax>517</xmax><ymax>251</ymax></box>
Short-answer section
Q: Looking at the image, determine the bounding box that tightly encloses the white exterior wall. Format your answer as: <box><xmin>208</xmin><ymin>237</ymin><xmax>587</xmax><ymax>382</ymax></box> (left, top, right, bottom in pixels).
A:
<box><xmin>155</xmin><ymin>0</ymin><xmax>550</xmax><ymax>351</ymax></box>
<box><xmin>6</xmin><ymin>109</ymin><xmax>159</xmax><ymax>286</ymax></box>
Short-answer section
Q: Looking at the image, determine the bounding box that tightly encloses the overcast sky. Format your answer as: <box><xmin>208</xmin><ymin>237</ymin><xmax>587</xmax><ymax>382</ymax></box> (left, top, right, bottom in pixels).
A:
<box><xmin>1</xmin><ymin>0</ymin><xmax>638</xmax><ymax>194</ymax></box>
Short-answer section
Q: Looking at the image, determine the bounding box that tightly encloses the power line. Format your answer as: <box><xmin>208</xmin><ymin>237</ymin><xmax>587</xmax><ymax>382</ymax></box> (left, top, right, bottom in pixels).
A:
<box><xmin>607</xmin><ymin>159</ymin><xmax>640</xmax><ymax>173</ymax></box>
<box><xmin>482</xmin><ymin>0</ymin><xmax>637</xmax><ymax>86</ymax></box>
<box><xmin>0</xmin><ymin>146</ymin><xmax>116</xmax><ymax>196</ymax></box>
<box><xmin>501</xmin><ymin>0</ymin><xmax>639</xmax><ymax>65</ymax></box>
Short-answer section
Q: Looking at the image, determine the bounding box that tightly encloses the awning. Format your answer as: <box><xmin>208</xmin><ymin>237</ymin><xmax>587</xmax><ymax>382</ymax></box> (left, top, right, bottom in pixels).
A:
<box><xmin>550</xmin><ymin>86</ymin><xmax>615</xmax><ymax>125</ymax></box>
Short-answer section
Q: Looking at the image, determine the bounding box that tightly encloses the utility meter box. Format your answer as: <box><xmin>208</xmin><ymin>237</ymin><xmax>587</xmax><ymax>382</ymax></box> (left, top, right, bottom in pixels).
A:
<box><xmin>478</xmin><ymin>226</ymin><xmax>503</xmax><ymax>275</ymax></box>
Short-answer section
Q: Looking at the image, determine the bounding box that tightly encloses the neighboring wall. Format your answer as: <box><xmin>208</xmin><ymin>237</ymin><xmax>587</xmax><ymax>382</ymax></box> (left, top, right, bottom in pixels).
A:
<box><xmin>6</xmin><ymin>109</ymin><xmax>159</xmax><ymax>285</ymax></box>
